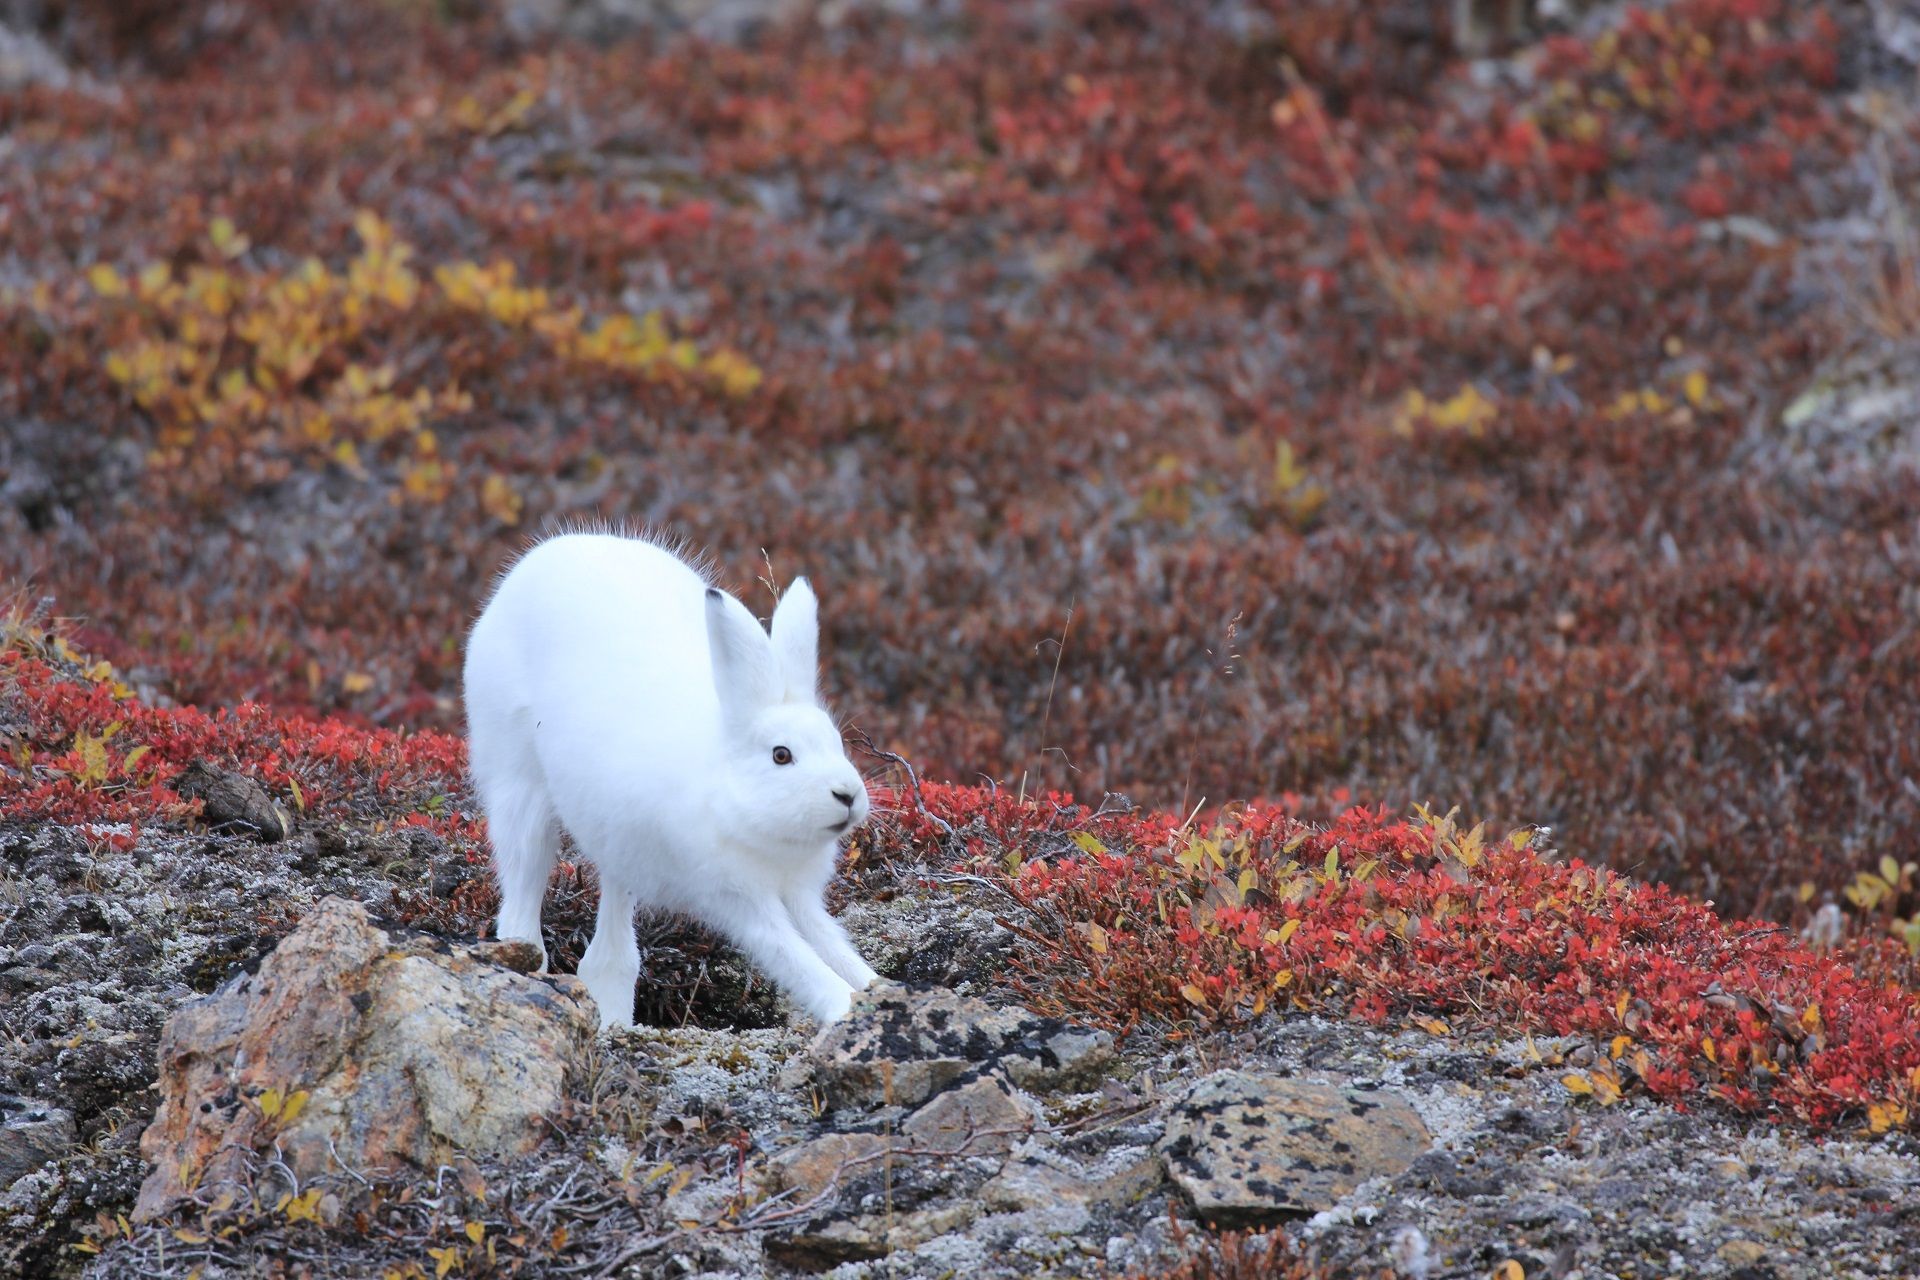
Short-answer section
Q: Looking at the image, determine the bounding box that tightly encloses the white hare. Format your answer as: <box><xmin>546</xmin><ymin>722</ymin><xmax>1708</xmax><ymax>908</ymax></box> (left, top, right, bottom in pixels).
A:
<box><xmin>463</xmin><ymin>531</ymin><xmax>878</xmax><ymax>1028</ymax></box>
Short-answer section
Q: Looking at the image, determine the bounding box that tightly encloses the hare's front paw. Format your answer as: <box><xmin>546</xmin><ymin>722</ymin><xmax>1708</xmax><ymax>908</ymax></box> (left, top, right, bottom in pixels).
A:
<box><xmin>806</xmin><ymin>980</ymin><xmax>856</xmax><ymax>1025</ymax></box>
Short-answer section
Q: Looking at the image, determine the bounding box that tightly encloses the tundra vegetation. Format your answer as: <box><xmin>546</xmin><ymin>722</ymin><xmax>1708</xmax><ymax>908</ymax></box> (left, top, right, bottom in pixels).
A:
<box><xmin>3</xmin><ymin>0</ymin><xmax>1920</xmax><ymax>1275</ymax></box>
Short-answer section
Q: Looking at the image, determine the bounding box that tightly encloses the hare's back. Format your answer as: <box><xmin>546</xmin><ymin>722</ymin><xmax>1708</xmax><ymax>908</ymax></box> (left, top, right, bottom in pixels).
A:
<box><xmin>498</xmin><ymin>533</ymin><xmax>721</xmax><ymax>751</ymax></box>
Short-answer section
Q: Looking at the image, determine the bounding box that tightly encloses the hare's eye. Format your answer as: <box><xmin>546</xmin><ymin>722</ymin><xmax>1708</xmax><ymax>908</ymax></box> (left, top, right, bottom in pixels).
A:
<box><xmin>772</xmin><ymin>746</ymin><xmax>794</xmax><ymax>766</ymax></box>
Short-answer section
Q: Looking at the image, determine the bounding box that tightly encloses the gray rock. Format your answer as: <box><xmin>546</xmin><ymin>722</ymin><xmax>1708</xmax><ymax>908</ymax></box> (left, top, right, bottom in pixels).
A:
<box><xmin>901</xmin><ymin>1074</ymin><xmax>1034</xmax><ymax>1156</ymax></box>
<box><xmin>767</xmin><ymin>1131</ymin><xmax>894</xmax><ymax>1201</ymax></box>
<box><xmin>804</xmin><ymin>982</ymin><xmax>1114</xmax><ymax>1110</ymax></box>
<box><xmin>1156</xmin><ymin>1071</ymin><xmax>1431</xmax><ymax>1224</ymax></box>
<box><xmin>767</xmin><ymin>1202</ymin><xmax>978</xmax><ymax>1270</ymax></box>
<box><xmin>0</xmin><ymin>1095</ymin><xmax>74</xmax><ymax>1187</ymax></box>
<box><xmin>979</xmin><ymin>1145</ymin><xmax>1161</xmax><ymax>1214</ymax></box>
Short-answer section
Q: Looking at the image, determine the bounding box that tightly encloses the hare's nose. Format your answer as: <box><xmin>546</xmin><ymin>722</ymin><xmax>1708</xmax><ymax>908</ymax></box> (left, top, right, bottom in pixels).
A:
<box><xmin>832</xmin><ymin>788</ymin><xmax>856</xmax><ymax>808</ymax></box>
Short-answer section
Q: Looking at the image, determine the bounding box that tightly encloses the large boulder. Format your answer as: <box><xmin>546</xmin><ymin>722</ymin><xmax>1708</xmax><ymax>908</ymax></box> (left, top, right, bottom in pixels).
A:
<box><xmin>135</xmin><ymin>896</ymin><xmax>594</xmax><ymax>1220</ymax></box>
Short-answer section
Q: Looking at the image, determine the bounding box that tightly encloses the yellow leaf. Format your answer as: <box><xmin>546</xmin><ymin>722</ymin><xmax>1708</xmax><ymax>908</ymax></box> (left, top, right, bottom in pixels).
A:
<box><xmin>1801</xmin><ymin>1003</ymin><xmax>1822</xmax><ymax>1033</ymax></box>
<box><xmin>1086</xmin><ymin>922</ymin><xmax>1108</xmax><ymax>955</ymax></box>
<box><xmin>289</xmin><ymin>776</ymin><xmax>306</xmax><ymax>812</ymax></box>
<box><xmin>174</xmin><ymin>1229</ymin><xmax>209</xmax><ymax>1245</ymax></box>
<box><xmin>1609</xmin><ymin>1035</ymin><xmax>1633</xmax><ymax>1059</ymax></box>
<box><xmin>1413</xmin><ymin>1016</ymin><xmax>1451</xmax><ymax>1036</ymax></box>
<box><xmin>1615</xmin><ymin>991</ymin><xmax>1630</xmax><ymax>1021</ymax></box>
<box><xmin>74</xmin><ymin>730</ymin><xmax>111</xmax><ymax>786</ymax></box>
<box><xmin>667</xmin><ymin>1167</ymin><xmax>695</xmax><ymax>1196</ymax></box>
<box><xmin>279</xmin><ymin>1089</ymin><xmax>309</xmax><ymax>1124</ymax></box>
<box><xmin>1070</xmin><ymin>831</ymin><xmax>1107</xmax><ymax>855</ymax></box>
<box><xmin>88</xmin><ymin>264</ymin><xmax>127</xmax><ymax>297</ymax></box>
<box><xmin>1562</xmin><ymin>1073</ymin><xmax>1595</xmax><ymax>1096</ymax></box>
<box><xmin>122</xmin><ymin>744</ymin><xmax>151</xmax><ymax>774</ymax></box>
<box><xmin>1491</xmin><ymin>1262</ymin><xmax>1526</xmax><ymax>1280</ymax></box>
<box><xmin>429</xmin><ymin>1245</ymin><xmax>458</xmax><ymax>1278</ymax></box>
<box><xmin>550</xmin><ymin>1225</ymin><xmax>570</xmax><ymax>1251</ymax></box>
<box><xmin>208</xmin><ymin>216</ymin><xmax>250</xmax><ymax>259</ymax></box>
<box><xmin>1180</xmin><ymin>983</ymin><xmax>1209</xmax><ymax>1007</ymax></box>
<box><xmin>1881</xmin><ymin>856</ymin><xmax>1903</xmax><ymax>885</ymax></box>
<box><xmin>342</xmin><ymin>672</ymin><xmax>374</xmax><ymax>694</ymax></box>
<box><xmin>465</xmin><ymin>1221</ymin><xmax>485</xmax><ymax>1245</ymax></box>
<box><xmin>259</xmin><ymin>1088</ymin><xmax>283</xmax><ymax>1120</ymax></box>
<box><xmin>1682</xmin><ymin>369</ymin><xmax>1709</xmax><ymax>408</ymax></box>
<box><xmin>1237</xmin><ymin>868</ymin><xmax>1259</xmax><ymax>897</ymax></box>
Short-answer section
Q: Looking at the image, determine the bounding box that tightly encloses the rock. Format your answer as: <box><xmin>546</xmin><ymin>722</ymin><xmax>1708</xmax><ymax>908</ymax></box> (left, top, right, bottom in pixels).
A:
<box><xmin>1718</xmin><ymin>1239</ymin><xmax>1771</xmax><ymax>1267</ymax></box>
<box><xmin>769</xmin><ymin>1131</ymin><xmax>894</xmax><ymax>1201</ymax></box>
<box><xmin>0</xmin><ymin>1096</ymin><xmax>74</xmax><ymax>1188</ymax></box>
<box><xmin>1406</xmin><ymin>1149</ymin><xmax>1507</xmax><ymax>1198</ymax></box>
<box><xmin>173</xmin><ymin>760</ymin><xmax>290</xmax><ymax>842</ymax></box>
<box><xmin>980</xmin><ymin>1146</ymin><xmax>1161</xmax><ymax>1214</ymax></box>
<box><xmin>767</xmin><ymin>1203</ymin><xmax>979</xmax><ymax>1272</ymax></box>
<box><xmin>471</xmin><ymin>937</ymin><xmax>547</xmax><ymax>974</ymax></box>
<box><xmin>134</xmin><ymin>896</ymin><xmax>594</xmax><ymax>1220</ymax></box>
<box><xmin>901</xmin><ymin>1074</ymin><xmax>1035</xmax><ymax>1156</ymax></box>
<box><xmin>1156</xmin><ymin>1071</ymin><xmax>1430</xmax><ymax>1225</ymax></box>
<box><xmin>805</xmin><ymin>982</ymin><xmax>1114</xmax><ymax>1109</ymax></box>
<box><xmin>768</xmin><ymin>1071</ymin><xmax>1034</xmax><ymax>1205</ymax></box>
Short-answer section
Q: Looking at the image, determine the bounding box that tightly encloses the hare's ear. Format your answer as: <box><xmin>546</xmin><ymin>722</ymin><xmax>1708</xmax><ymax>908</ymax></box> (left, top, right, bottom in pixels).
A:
<box><xmin>706</xmin><ymin>588</ymin><xmax>777</xmax><ymax>731</ymax></box>
<box><xmin>770</xmin><ymin>577</ymin><xmax>819</xmax><ymax>705</ymax></box>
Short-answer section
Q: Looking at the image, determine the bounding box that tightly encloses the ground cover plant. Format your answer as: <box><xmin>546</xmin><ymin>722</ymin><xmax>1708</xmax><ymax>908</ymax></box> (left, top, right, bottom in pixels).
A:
<box><xmin>3</xmin><ymin>0</ymin><xmax>1917</xmax><ymax>931</ymax></box>
<box><xmin>5</xmin><ymin>630</ymin><xmax>1919</xmax><ymax>1134</ymax></box>
<box><xmin>7</xmin><ymin>0</ymin><xmax>1920</xmax><ymax>1270</ymax></box>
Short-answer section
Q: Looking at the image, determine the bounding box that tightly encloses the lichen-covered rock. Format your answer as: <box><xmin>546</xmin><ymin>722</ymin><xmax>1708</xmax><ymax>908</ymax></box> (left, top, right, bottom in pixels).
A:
<box><xmin>900</xmin><ymin>1074</ymin><xmax>1035</xmax><ymax>1155</ymax></box>
<box><xmin>0</xmin><ymin>1096</ymin><xmax>74</xmax><ymax>1189</ymax></box>
<box><xmin>767</xmin><ymin>1071</ymin><xmax>1035</xmax><ymax>1207</ymax></box>
<box><xmin>979</xmin><ymin>1145</ymin><xmax>1162</xmax><ymax>1215</ymax></box>
<box><xmin>768</xmin><ymin>1131</ymin><xmax>894</xmax><ymax>1201</ymax></box>
<box><xmin>803</xmin><ymin>982</ymin><xmax>1114</xmax><ymax>1109</ymax></box>
<box><xmin>1156</xmin><ymin>1070</ymin><xmax>1430</xmax><ymax>1224</ymax></box>
<box><xmin>133</xmin><ymin>896</ymin><xmax>593</xmax><ymax>1220</ymax></box>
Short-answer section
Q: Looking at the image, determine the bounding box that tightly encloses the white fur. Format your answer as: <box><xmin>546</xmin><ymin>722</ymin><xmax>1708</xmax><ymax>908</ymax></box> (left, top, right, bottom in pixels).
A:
<box><xmin>463</xmin><ymin>532</ymin><xmax>877</xmax><ymax>1029</ymax></box>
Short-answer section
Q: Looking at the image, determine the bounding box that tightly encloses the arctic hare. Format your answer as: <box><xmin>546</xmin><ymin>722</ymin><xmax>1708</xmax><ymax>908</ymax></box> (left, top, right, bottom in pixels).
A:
<box><xmin>464</xmin><ymin>532</ymin><xmax>878</xmax><ymax>1028</ymax></box>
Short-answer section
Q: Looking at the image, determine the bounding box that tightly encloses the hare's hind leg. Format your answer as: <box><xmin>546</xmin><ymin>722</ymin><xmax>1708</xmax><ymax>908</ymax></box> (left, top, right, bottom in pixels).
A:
<box><xmin>578</xmin><ymin>877</ymin><xmax>640</xmax><ymax>1030</ymax></box>
<box><xmin>471</xmin><ymin>730</ymin><xmax>559</xmax><ymax>968</ymax></box>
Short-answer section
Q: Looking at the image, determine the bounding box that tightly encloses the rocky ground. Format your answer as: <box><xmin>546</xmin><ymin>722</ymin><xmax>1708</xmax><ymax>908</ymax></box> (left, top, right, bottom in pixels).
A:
<box><xmin>3</xmin><ymin>805</ymin><xmax>1918</xmax><ymax>1279</ymax></box>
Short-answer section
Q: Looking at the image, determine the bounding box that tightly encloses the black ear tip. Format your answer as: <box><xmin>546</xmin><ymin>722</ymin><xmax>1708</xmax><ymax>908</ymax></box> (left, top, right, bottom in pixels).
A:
<box><xmin>705</xmin><ymin>587</ymin><xmax>722</xmax><ymax>600</ymax></box>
